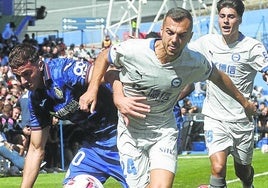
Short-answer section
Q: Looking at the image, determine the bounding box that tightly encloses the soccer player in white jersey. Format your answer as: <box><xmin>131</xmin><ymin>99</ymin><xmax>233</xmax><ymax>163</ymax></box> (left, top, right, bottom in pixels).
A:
<box><xmin>188</xmin><ymin>0</ymin><xmax>268</xmax><ymax>187</ymax></box>
<box><xmin>79</xmin><ymin>7</ymin><xmax>256</xmax><ymax>188</ymax></box>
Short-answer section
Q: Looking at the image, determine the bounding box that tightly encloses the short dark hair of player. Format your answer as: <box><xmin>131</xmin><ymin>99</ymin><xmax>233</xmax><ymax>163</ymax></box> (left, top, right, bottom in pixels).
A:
<box><xmin>9</xmin><ymin>43</ymin><xmax>39</xmax><ymax>70</ymax></box>
<box><xmin>164</xmin><ymin>7</ymin><xmax>193</xmax><ymax>30</ymax></box>
<box><xmin>217</xmin><ymin>0</ymin><xmax>245</xmax><ymax>18</ymax></box>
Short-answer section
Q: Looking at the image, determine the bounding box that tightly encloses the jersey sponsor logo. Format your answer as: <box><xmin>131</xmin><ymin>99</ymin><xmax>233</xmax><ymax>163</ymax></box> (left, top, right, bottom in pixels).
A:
<box><xmin>216</xmin><ymin>62</ymin><xmax>236</xmax><ymax>76</ymax></box>
<box><xmin>148</xmin><ymin>89</ymin><xmax>171</xmax><ymax>102</ymax></box>
<box><xmin>263</xmin><ymin>51</ymin><xmax>268</xmax><ymax>62</ymax></box>
<box><xmin>40</xmin><ymin>99</ymin><xmax>47</xmax><ymax>107</ymax></box>
<box><xmin>160</xmin><ymin>146</ymin><xmax>175</xmax><ymax>155</ymax></box>
<box><xmin>232</xmin><ymin>53</ymin><xmax>240</xmax><ymax>62</ymax></box>
<box><xmin>53</xmin><ymin>86</ymin><xmax>63</xmax><ymax>99</ymax></box>
<box><xmin>171</xmin><ymin>77</ymin><xmax>181</xmax><ymax>87</ymax></box>
<box><xmin>50</xmin><ymin>99</ymin><xmax>79</xmax><ymax>118</ymax></box>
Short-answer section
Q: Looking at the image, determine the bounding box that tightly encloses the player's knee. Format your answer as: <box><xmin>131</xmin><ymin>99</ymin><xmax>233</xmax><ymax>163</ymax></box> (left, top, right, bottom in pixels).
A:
<box><xmin>211</xmin><ymin>163</ymin><xmax>225</xmax><ymax>177</ymax></box>
<box><xmin>209</xmin><ymin>175</ymin><xmax>226</xmax><ymax>188</ymax></box>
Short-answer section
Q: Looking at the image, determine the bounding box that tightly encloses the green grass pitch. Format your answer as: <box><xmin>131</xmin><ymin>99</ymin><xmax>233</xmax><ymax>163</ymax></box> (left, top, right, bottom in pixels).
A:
<box><xmin>0</xmin><ymin>149</ymin><xmax>267</xmax><ymax>187</ymax></box>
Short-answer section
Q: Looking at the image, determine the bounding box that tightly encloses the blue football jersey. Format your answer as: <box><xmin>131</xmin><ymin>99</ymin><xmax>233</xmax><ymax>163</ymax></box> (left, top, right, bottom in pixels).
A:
<box><xmin>29</xmin><ymin>58</ymin><xmax>118</xmax><ymax>137</ymax></box>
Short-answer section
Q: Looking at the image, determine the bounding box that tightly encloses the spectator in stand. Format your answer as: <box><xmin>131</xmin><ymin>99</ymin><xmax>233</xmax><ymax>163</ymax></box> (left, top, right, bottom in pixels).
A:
<box><xmin>251</xmin><ymin>85</ymin><xmax>260</xmax><ymax>100</ymax></box>
<box><xmin>1</xmin><ymin>104</ymin><xmax>15</xmax><ymax>140</ymax></box>
<box><xmin>42</xmin><ymin>45</ymin><xmax>53</xmax><ymax>61</ymax></box>
<box><xmin>257</xmin><ymin>104</ymin><xmax>268</xmax><ymax>139</ymax></box>
<box><xmin>44</xmin><ymin>116</ymin><xmax>61</xmax><ymax>173</ymax></box>
<box><xmin>6</xmin><ymin>106</ymin><xmax>29</xmax><ymax>156</ymax></box>
<box><xmin>0</xmin><ymin>102</ymin><xmax>44</xmax><ymax>176</ymax></box>
<box><xmin>74</xmin><ymin>44</ymin><xmax>90</xmax><ymax>62</ymax></box>
<box><xmin>182</xmin><ymin>97</ymin><xmax>198</xmax><ymax>114</ymax></box>
<box><xmin>4</xmin><ymin>94</ymin><xmax>15</xmax><ymax>106</ymax></box>
<box><xmin>0</xmin><ymin>127</ymin><xmax>25</xmax><ymax>172</ymax></box>
<box><xmin>30</xmin><ymin>33</ymin><xmax>38</xmax><ymax>47</ymax></box>
<box><xmin>0</xmin><ymin>103</ymin><xmax>24</xmax><ymax>170</ymax></box>
<box><xmin>255</xmin><ymin>87</ymin><xmax>267</xmax><ymax>104</ymax></box>
<box><xmin>18</xmin><ymin>88</ymin><xmax>30</xmax><ymax>126</ymax></box>
<box><xmin>51</xmin><ymin>45</ymin><xmax>60</xmax><ymax>59</ymax></box>
<box><xmin>101</xmin><ymin>35</ymin><xmax>112</xmax><ymax>49</ymax></box>
<box><xmin>0</xmin><ymin>57</ymin><xmax>9</xmax><ymax>83</ymax></box>
<box><xmin>22</xmin><ymin>34</ymin><xmax>31</xmax><ymax>44</ymax></box>
<box><xmin>67</xmin><ymin>44</ymin><xmax>75</xmax><ymax>59</ymax></box>
<box><xmin>64</xmin><ymin>140</ymin><xmax>81</xmax><ymax>168</ymax></box>
<box><xmin>88</xmin><ymin>45</ymin><xmax>100</xmax><ymax>62</ymax></box>
<box><xmin>17</xmin><ymin>88</ymin><xmax>31</xmax><ymax>142</ymax></box>
<box><xmin>53</xmin><ymin>40</ymin><xmax>67</xmax><ymax>59</ymax></box>
<box><xmin>0</xmin><ymin>86</ymin><xmax>8</xmax><ymax>100</ymax></box>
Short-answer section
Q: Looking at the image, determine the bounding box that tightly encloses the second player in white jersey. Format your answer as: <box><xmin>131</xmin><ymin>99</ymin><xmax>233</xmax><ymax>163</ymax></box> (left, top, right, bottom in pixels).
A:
<box><xmin>189</xmin><ymin>33</ymin><xmax>268</xmax><ymax>121</ymax></box>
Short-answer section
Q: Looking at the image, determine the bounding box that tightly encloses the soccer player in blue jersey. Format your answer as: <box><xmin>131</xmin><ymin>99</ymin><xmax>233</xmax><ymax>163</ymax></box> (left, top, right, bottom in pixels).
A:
<box><xmin>8</xmin><ymin>43</ymin><xmax>127</xmax><ymax>188</ymax></box>
<box><xmin>80</xmin><ymin>7</ymin><xmax>256</xmax><ymax>188</ymax></box>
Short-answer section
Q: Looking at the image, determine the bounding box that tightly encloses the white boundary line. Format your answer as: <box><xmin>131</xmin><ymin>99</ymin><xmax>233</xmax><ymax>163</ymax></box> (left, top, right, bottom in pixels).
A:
<box><xmin>178</xmin><ymin>154</ymin><xmax>268</xmax><ymax>186</ymax></box>
<box><xmin>178</xmin><ymin>155</ymin><xmax>208</xmax><ymax>159</ymax></box>
<box><xmin>227</xmin><ymin>171</ymin><xmax>268</xmax><ymax>184</ymax></box>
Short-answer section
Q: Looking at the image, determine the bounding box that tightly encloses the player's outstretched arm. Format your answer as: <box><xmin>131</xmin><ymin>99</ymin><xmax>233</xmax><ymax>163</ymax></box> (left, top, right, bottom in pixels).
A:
<box><xmin>209</xmin><ymin>66</ymin><xmax>256</xmax><ymax>121</ymax></box>
<box><xmin>79</xmin><ymin>49</ymin><xmax>110</xmax><ymax>113</ymax></box>
<box><xmin>21</xmin><ymin>127</ymin><xmax>49</xmax><ymax>188</ymax></box>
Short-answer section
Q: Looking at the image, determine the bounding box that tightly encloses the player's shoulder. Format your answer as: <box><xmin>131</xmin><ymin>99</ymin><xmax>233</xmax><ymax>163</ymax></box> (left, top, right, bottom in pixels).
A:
<box><xmin>194</xmin><ymin>33</ymin><xmax>219</xmax><ymax>42</ymax></box>
<box><xmin>242</xmin><ymin>35</ymin><xmax>263</xmax><ymax>46</ymax></box>
<box><xmin>185</xmin><ymin>42</ymin><xmax>206</xmax><ymax>56</ymax></box>
<box><xmin>48</xmin><ymin>57</ymin><xmax>75</xmax><ymax>66</ymax></box>
<box><xmin>112</xmin><ymin>38</ymin><xmax>153</xmax><ymax>56</ymax></box>
<box><xmin>239</xmin><ymin>34</ymin><xmax>267</xmax><ymax>52</ymax></box>
<box><xmin>120</xmin><ymin>38</ymin><xmax>152</xmax><ymax>47</ymax></box>
<box><xmin>183</xmin><ymin>45</ymin><xmax>208</xmax><ymax>63</ymax></box>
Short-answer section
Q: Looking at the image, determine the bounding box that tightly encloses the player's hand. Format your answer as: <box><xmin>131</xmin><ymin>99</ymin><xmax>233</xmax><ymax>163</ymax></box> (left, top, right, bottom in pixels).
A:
<box><xmin>22</xmin><ymin>126</ymin><xmax>31</xmax><ymax>136</ymax></box>
<box><xmin>114</xmin><ymin>95</ymin><xmax>150</xmax><ymax>126</ymax></box>
<box><xmin>244</xmin><ymin>100</ymin><xmax>257</xmax><ymax>122</ymax></box>
<box><xmin>79</xmin><ymin>89</ymin><xmax>97</xmax><ymax>113</ymax></box>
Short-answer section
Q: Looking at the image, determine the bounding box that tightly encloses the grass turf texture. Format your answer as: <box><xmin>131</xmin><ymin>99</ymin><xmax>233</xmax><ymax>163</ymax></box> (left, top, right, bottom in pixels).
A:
<box><xmin>0</xmin><ymin>149</ymin><xmax>267</xmax><ymax>187</ymax></box>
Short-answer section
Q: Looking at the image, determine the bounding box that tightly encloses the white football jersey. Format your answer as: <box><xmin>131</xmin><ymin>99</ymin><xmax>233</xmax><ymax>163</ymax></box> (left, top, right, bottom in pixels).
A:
<box><xmin>189</xmin><ymin>33</ymin><xmax>268</xmax><ymax>121</ymax></box>
<box><xmin>109</xmin><ymin>38</ymin><xmax>212</xmax><ymax>129</ymax></box>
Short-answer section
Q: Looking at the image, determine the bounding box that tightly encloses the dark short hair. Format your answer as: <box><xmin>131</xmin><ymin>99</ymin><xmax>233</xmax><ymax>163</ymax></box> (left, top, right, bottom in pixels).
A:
<box><xmin>164</xmin><ymin>7</ymin><xmax>193</xmax><ymax>30</ymax></box>
<box><xmin>8</xmin><ymin>43</ymin><xmax>39</xmax><ymax>69</ymax></box>
<box><xmin>217</xmin><ymin>0</ymin><xmax>245</xmax><ymax>17</ymax></box>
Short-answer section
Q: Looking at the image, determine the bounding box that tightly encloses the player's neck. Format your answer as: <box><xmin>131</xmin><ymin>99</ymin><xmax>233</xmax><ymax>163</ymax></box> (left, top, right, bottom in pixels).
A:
<box><xmin>155</xmin><ymin>40</ymin><xmax>181</xmax><ymax>64</ymax></box>
<box><xmin>222</xmin><ymin>32</ymin><xmax>240</xmax><ymax>45</ymax></box>
<box><xmin>155</xmin><ymin>40</ymin><xmax>168</xmax><ymax>64</ymax></box>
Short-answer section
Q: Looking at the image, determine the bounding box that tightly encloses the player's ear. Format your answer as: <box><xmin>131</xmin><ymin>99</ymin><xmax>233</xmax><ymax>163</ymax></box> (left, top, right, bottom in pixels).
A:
<box><xmin>238</xmin><ymin>17</ymin><xmax>242</xmax><ymax>24</ymax></box>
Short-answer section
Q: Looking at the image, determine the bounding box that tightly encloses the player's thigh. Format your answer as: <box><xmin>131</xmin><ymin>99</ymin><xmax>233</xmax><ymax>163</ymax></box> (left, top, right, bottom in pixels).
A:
<box><xmin>150</xmin><ymin>169</ymin><xmax>175</xmax><ymax>188</ymax></box>
<box><xmin>118</xmin><ymin>131</ymin><xmax>150</xmax><ymax>187</ymax></box>
<box><xmin>150</xmin><ymin>126</ymin><xmax>178</xmax><ymax>174</ymax></box>
<box><xmin>204</xmin><ymin>117</ymin><xmax>232</xmax><ymax>156</ymax></box>
<box><xmin>231</xmin><ymin>121</ymin><xmax>254</xmax><ymax>165</ymax></box>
